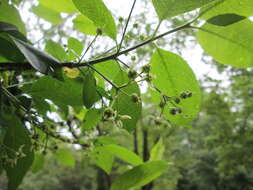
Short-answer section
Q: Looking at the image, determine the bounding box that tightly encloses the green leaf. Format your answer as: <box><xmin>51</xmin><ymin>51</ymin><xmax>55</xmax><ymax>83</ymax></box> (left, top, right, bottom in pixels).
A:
<box><xmin>95</xmin><ymin>136</ymin><xmax>116</xmax><ymax>146</ymax></box>
<box><xmin>150</xmin><ymin>49</ymin><xmax>201</xmax><ymax>126</ymax></box>
<box><xmin>0</xmin><ymin>35</ymin><xmax>24</xmax><ymax>62</ymax></box>
<box><xmin>0</xmin><ymin>23</ymin><xmax>25</xmax><ymax>62</ymax></box>
<box><xmin>73</xmin><ymin>15</ymin><xmax>97</xmax><ymax>36</ymax></box>
<box><xmin>150</xmin><ymin>139</ymin><xmax>165</xmax><ymax>161</ymax></box>
<box><xmin>0</xmin><ymin>0</ymin><xmax>26</xmax><ymax>34</ymax></box>
<box><xmin>0</xmin><ymin>22</ymin><xmax>17</xmax><ymax>33</ymax></box>
<box><xmin>82</xmin><ymin>108</ymin><xmax>103</xmax><ymax>131</ymax></box>
<box><xmin>45</xmin><ymin>40</ymin><xmax>67</xmax><ymax>61</ymax></box>
<box><xmin>113</xmin><ymin>71</ymin><xmax>142</xmax><ymax>132</ymax></box>
<box><xmin>110</xmin><ymin>161</ymin><xmax>168</xmax><ymax>190</ymax></box>
<box><xmin>56</xmin><ymin>149</ymin><xmax>75</xmax><ymax>168</ymax></box>
<box><xmin>31</xmin><ymin>4</ymin><xmax>63</xmax><ymax>24</ymax></box>
<box><xmin>92</xmin><ymin>146</ymin><xmax>114</xmax><ymax>174</ymax></box>
<box><xmin>27</xmin><ymin>76</ymin><xmax>83</xmax><ymax>107</ymax></box>
<box><xmin>197</xmin><ymin>18</ymin><xmax>253</xmax><ymax>68</ymax></box>
<box><xmin>31</xmin><ymin>154</ymin><xmax>45</xmax><ymax>173</ymax></box>
<box><xmin>0</xmin><ymin>22</ymin><xmax>27</xmax><ymax>41</ymax></box>
<box><xmin>96</xmin><ymin>86</ymin><xmax>111</xmax><ymax>100</ymax></box>
<box><xmin>72</xmin><ymin>0</ymin><xmax>117</xmax><ymax>39</ymax></box>
<box><xmin>152</xmin><ymin>0</ymin><xmax>215</xmax><ymax>20</ymax></box>
<box><xmin>3</xmin><ymin>115</ymin><xmax>34</xmax><ymax>190</ymax></box>
<box><xmin>102</xmin><ymin>144</ymin><xmax>143</xmax><ymax>166</ymax></box>
<box><xmin>39</xmin><ymin>0</ymin><xmax>77</xmax><ymax>13</ymax></box>
<box><xmin>68</xmin><ymin>37</ymin><xmax>84</xmax><ymax>56</ymax></box>
<box><xmin>0</xmin><ymin>161</ymin><xmax>3</xmax><ymax>176</ymax></box>
<box><xmin>83</xmin><ymin>71</ymin><xmax>98</xmax><ymax>108</ymax></box>
<box><xmin>207</xmin><ymin>14</ymin><xmax>246</xmax><ymax>26</ymax></box>
<box><xmin>11</xmin><ymin>37</ymin><xmax>60</xmax><ymax>74</ymax></box>
<box><xmin>33</xmin><ymin>97</ymin><xmax>51</xmax><ymax>116</ymax></box>
<box><xmin>95</xmin><ymin>60</ymin><xmax>122</xmax><ymax>81</ymax></box>
<box><xmin>201</xmin><ymin>0</ymin><xmax>253</xmax><ymax>20</ymax></box>
<box><xmin>0</xmin><ymin>119</ymin><xmax>7</xmax><ymax>145</ymax></box>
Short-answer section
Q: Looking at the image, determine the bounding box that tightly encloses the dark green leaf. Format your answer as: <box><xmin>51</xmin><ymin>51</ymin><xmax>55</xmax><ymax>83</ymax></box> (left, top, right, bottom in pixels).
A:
<box><xmin>0</xmin><ymin>118</ymin><xmax>7</xmax><ymax>145</ymax></box>
<box><xmin>0</xmin><ymin>22</ymin><xmax>17</xmax><ymax>33</ymax></box>
<box><xmin>207</xmin><ymin>14</ymin><xmax>246</xmax><ymax>26</ymax></box>
<box><xmin>27</xmin><ymin>76</ymin><xmax>83</xmax><ymax>108</ymax></box>
<box><xmin>33</xmin><ymin>97</ymin><xmax>51</xmax><ymax>116</ymax></box>
<box><xmin>3</xmin><ymin>115</ymin><xmax>34</xmax><ymax>190</ymax></box>
<box><xmin>83</xmin><ymin>71</ymin><xmax>98</xmax><ymax>108</ymax></box>
<box><xmin>0</xmin><ymin>35</ymin><xmax>25</xmax><ymax>62</ymax></box>
<box><xmin>0</xmin><ymin>23</ymin><xmax>26</xmax><ymax>62</ymax></box>
<box><xmin>11</xmin><ymin>37</ymin><xmax>60</xmax><ymax>74</ymax></box>
<box><xmin>0</xmin><ymin>22</ymin><xmax>27</xmax><ymax>41</ymax></box>
<box><xmin>110</xmin><ymin>161</ymin><xmax>168</xmax><ymax>190</ymax></box>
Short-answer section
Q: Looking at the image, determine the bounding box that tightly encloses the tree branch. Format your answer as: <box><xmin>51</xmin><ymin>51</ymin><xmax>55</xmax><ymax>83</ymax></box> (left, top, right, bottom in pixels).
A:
<box><xmin>0</xmin><ymin>22</ymin><xmax>191</xmax><ymax>71</ymax></box>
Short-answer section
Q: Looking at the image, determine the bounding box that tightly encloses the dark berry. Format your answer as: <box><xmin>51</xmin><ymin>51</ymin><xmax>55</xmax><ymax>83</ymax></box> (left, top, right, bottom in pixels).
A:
<box><xmin>128</xmin><ymin>70</ymin><xmax>138</xmax><ymax>79</ymax></box>
<box><xmin>96</xmin><ymin>28</ymin><xmax>103</xmax><ymax>35</ymax></box>
<box><xmin>174</xmin><ymin>98</ymin><xmax>181</xmax><ymax>104</ymax></box>
<box><xmin>170</xmin><ymin>108</ymin><xmax>177</xmax><ymax>115</ymax></box>
<box><xmin>142</xmin><ymin>64</ymin><xmax>151</xmax><ymax>73</ymax></box>
<box><xmin>131</xmin><ymin>93</ymin><xmax>140</xmax><ymax>103</ymax></box>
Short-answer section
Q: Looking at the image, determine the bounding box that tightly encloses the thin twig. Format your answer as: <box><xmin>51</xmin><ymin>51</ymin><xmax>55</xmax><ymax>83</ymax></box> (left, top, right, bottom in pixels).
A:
<box><xmin>118</xmin><ymin>0</ymin><xmax>137</xmax><ymax>52</ymax></box>
<box><xmin>79</xmin><ymin>34</ymin><xmax>99</xmax><ymax>63</ymax></box>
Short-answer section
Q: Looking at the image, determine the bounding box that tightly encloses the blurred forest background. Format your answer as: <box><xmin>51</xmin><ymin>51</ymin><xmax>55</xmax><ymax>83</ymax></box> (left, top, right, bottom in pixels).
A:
<box><xmin>1</xmin><ymin>0</ymin><xmax>253</xmax><ymax>189</ymax></box>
